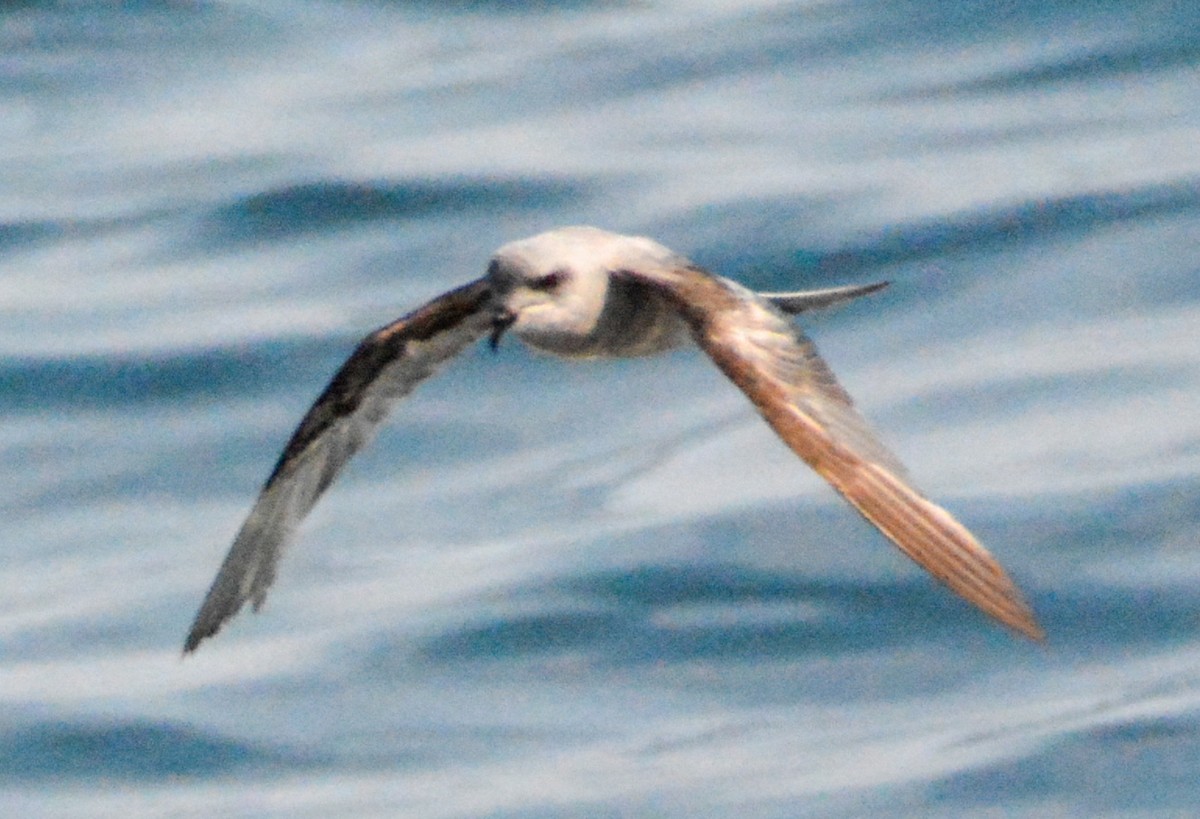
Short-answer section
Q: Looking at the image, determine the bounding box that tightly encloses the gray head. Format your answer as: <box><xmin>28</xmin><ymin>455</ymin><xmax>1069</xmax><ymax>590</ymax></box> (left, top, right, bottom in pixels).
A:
<box><xmin>484</xmin><ymin>226</ymin><xmax>686</xmax><ymax>355</ymax></box>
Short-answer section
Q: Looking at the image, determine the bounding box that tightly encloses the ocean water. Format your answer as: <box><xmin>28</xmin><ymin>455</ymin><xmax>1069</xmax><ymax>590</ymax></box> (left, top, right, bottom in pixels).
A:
<box><xmin>2</xmin><ymin>1</ymin><xmax>1199</xmax><ymax>816</ymax></box>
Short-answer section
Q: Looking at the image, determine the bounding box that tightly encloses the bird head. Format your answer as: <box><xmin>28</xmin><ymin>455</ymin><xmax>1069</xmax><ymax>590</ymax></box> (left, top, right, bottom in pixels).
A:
<box><xmin>485</xmin><ymin>226</ymin><xmax>671</xmax><ymax>354</ymax></box>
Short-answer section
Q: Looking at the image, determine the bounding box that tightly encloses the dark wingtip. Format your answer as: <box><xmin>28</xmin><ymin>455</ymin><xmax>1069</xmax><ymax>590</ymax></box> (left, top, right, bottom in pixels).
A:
<box><xmin>182</xmin><ymin>623</ymin><xmax>213</xmax><ymax>656</ymax></box>
<box><xmin>182</xmin><ymin>590</ymin><xmax>241</xmax><ymax>655</ymax></box>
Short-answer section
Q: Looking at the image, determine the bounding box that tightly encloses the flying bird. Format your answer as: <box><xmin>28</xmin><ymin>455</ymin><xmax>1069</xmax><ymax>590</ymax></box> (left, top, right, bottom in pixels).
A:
<box><xmin>184</xmin><ymin>226</ymin><xmax>1041</xmax><ymax>653</ymax></box>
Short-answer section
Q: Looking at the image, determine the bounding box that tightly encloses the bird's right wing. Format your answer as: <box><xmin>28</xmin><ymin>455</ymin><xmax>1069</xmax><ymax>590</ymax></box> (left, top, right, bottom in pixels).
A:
<box><xmin>184</xmin><ymin>278</ymin><xmax>493</xmax><ymax>653</ymax></box>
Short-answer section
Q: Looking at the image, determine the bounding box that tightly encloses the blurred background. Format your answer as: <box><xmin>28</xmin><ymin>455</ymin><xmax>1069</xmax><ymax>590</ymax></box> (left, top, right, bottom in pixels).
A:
<box><xmin>2</xmin><ymin>1</ymin><xmax>1198</xmax><ymax>816</ymax></box>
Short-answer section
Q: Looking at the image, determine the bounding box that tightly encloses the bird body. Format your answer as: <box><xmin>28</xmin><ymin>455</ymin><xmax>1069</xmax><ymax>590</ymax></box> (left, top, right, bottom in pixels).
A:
<box><xmin>184</xmin><ymin>226</ymin><xmax>1041</xmax><ymax>653</ymax></box>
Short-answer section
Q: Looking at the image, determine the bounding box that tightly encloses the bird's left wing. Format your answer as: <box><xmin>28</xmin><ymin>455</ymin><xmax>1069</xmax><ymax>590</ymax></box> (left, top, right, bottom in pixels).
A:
<box><xmin>184</xmin><ymin>278</ymin><xmax>493</xmax><ymax>653</ymax></box>
<box><xmin>623</xmin><ymin>265</ymin><xmax>1042</xmax><ymax>641</ymax></box>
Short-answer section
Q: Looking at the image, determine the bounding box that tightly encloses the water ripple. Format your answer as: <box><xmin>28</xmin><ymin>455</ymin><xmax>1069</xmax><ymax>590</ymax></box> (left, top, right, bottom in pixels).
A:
<box><xmin>197</xmin><ymin>176</ymin><xmax>590</xmax><ymax>249</ymax></box>
<box><xmin>0</xmin><ymin>719</ymin><xmax>322</xmax><ymax>783</ymax></box>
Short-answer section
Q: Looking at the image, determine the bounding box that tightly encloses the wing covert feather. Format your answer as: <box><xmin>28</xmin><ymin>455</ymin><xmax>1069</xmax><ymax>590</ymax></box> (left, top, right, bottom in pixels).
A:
<box><xmin>184</xmin><ymin>278</ymin><xmax>492</xmax><ymax>653</ymax></box>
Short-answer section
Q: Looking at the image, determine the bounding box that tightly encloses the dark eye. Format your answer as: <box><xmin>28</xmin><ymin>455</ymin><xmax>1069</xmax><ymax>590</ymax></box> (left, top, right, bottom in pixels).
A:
<box><xmin>529</xmin><ymin>270</ymin><xmax>566</xmax><ymax>291</ymax></box>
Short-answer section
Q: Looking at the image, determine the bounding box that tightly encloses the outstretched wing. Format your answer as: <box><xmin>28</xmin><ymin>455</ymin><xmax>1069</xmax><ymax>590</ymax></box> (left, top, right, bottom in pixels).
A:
<box><xmin>627</xmin><ymin>266</ymin><xmax>1043</xmax><ymax>641</ymax></box>
<box><xmin>184</xmin><ymin>278</ymin><xmax>493</xmax><ymax>653</ymax></box>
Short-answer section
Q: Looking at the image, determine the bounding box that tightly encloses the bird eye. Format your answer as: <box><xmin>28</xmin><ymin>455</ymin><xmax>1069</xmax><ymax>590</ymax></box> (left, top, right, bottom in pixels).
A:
<box><xmin>529</xmin><ymin>270</ymin><xmax>566</xmax><ymax>291</ymax></box>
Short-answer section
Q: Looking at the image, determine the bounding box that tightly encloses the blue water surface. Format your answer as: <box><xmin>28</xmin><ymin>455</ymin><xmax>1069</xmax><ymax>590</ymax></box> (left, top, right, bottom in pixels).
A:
<box><xmin>2</xmin><ymin>1</ymin><xmax>1199</xmax><ymax>816</ymax></box>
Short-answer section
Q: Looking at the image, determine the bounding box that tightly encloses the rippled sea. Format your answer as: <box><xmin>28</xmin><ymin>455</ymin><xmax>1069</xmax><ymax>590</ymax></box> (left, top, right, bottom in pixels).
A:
<box><xmin>3</xmin><ymin>1</ymin><xmax>1199</xmax><ymax>816</ymax></box>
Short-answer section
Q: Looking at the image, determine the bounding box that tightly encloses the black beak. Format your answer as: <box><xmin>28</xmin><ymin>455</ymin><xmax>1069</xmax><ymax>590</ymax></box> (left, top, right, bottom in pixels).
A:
<box><xmin>489</xmin><ymin>309</ymin><xmax>516</xmax><ymax>352</ymax></box>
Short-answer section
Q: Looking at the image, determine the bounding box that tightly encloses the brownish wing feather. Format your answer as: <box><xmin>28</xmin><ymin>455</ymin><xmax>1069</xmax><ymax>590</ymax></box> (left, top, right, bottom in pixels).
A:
<box><xmin>184</xmin><ymin>278</ymin><xmax>493</xmax><ymax>653</ymax></box>
<box><xmin>637</xmin><ymin>267</ymin><xmax>1043</xmax><ymax>641</ymax></box>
